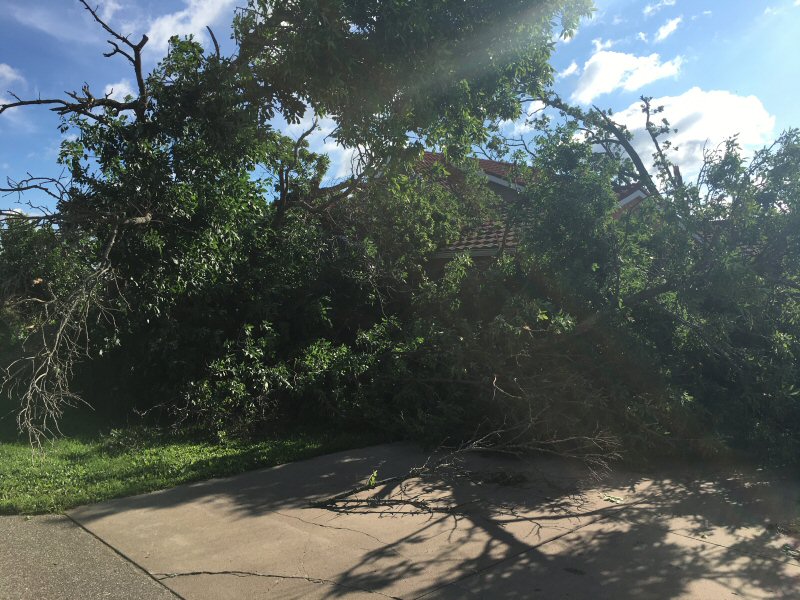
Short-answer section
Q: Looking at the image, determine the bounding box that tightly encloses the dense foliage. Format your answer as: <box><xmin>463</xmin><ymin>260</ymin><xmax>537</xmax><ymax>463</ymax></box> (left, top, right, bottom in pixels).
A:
<box><xmin>2</xmin><ymin>0</ymin><xmax>799</xmax><ymax>466</ymax></box>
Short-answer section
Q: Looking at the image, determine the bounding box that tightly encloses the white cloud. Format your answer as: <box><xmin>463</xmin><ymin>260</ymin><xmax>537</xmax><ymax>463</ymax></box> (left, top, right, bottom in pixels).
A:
<box><xmin>0</xmin><ymin>64</ymin><xmax>25</xmax><ymax>87</ymax></box>
<box><xmin>146</xmin><ymin>0</ymin><xmax>237</xmax><ymax>53</ymax></box>
<box><xmin>615</xmin><ymin>87</ymin><xmax>776</xmax><ymax>175</ymax></box>
<box><xmin>644</xmin><ymin>0</ymin><xmax>676</xmax><ymax>17</ymax></box>
<box><xmin>592</xmin><ymin>38</ymin><xmax>616</xmax><ymax>52</ymax></box>
<box><xmin>500</xmin><ymin>101</ymin><xmax>546</xmax><ymax>136</ymax></box>
<box><xmin>571</xmin><ymin>51</ymin><xmax>683</xmax><ymax>105</ymax></box>
<box><xmin>582</xmin><ymin>9</ymin><xmax>605</xmax><ymax>27</ymax></box>
<box><xmin>6</xmin><ymin>4</ymin><xmax>102</xmax><ymax>43</ymax></box>
<box><xmin>0</xmin><ymin>65</ymin><xmax>29</xmax><ymax>129</ymax></box>
<box><xmin>284</xmin><ymin>111</ymin><xmax>333</xmax><ymax>138</ymax></box>
<box><xmin>557</xmin><ymin>61</ymin><xmax>580</xmax><ymax>79</ymax></box>
<box><xmin>0</xmin><ymin>93</ymin><xmax>33</xmax><ymax>129</ymax></box>
<box><xmin>103</xmin><ymin>79</ymin><xmax>136</xmax><ymax>101</ymax></box>
<box><xmin>655</xmin><ymin>16</ymin><xmax>683</xmax><ymax>42</ymax></box>
<box><xmin>526</xmin><ymin>100</ymin><xmax>546</xmax><ymax>114</ymax></box>
<box><xmin>99</xmin><ymin>0</ymin><xmax>123</xmax><ymax>22</ymax></box>
<box><xmin>763</xmin><ymin>4</ymin><xmax>794</xmax><ymax>15</ymax></box>
<box><xmin>554</xmin><ymin>30</ymin><xmax>575</xmax><ymax>44</ymax></box>
<box><xmin>322</xmin><ymin>143</ymin><xmax>359</xmax><ymax>180</ymax></box>
<box><xmin>5</xmin><ymin>2</ymin><xmax>152</xmax><ymax>57</ymax></box>
<box><xmin>637</xmin><ymin>32</ymin><xmax>648</xmax><ymax>42</ymax></box>
<box><xmin>283</xmin><ymin>113</ymin><xmax>358</xmax><ymax>181</ymax></box>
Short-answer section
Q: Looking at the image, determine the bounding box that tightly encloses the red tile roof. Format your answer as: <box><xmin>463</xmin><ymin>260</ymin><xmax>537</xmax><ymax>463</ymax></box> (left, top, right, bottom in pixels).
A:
<box><xmin>443</xmin><ymin>220</ymin><xmax>518</xmax><ymax>253</ymax></box>
<box><xmin>422</xmin><ymin>152</ymin><xmax>519</xmax><ymax>183</ymax></box>
<box><xmin>423</xmin><ymin>152</ymin><xmax>647</xmax><ymax>257</ymax></box>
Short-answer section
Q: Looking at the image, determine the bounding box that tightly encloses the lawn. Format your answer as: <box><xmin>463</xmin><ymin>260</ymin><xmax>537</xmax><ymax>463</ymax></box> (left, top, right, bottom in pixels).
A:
<box><xmin>0</xmin><ymin>402</ymin><xmax>380</xmax><ymax>514</ymax></box>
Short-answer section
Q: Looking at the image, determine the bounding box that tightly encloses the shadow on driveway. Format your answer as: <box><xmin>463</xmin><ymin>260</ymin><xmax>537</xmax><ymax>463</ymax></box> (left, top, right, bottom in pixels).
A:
<box><xmin>69</xmin><ymin>444</ymin><xmax>800</xmax><ymax>599</ymax></box>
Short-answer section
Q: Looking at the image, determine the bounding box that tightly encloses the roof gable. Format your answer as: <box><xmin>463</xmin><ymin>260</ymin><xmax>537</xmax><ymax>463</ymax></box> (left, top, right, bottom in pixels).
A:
<box><xmin>423</xmin><ymin>152</ymin><xmax>647</xmax><ymax>258</ymax></box>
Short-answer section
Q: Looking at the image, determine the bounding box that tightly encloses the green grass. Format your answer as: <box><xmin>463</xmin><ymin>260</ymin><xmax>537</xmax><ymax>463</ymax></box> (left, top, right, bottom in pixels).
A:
<box><xmin>0</xmin><ymin>404</ymin><xmax>380</xmax><ymax>514</ymax></box>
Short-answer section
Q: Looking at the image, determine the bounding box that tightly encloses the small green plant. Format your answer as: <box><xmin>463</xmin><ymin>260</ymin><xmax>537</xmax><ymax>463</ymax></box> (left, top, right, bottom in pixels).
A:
<box><xmin>367</xmin><ymin>469</ymin><xmax>379</xmax><ymax>488</ymax></box>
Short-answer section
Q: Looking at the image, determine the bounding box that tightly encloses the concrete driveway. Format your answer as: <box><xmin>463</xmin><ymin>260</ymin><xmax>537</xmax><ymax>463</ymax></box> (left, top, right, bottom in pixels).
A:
<box><xmin>0</xmin><ymin>514</ymin><xmax>177</xmax><ymax>600</ymax></box>
<box><xmin>36</xmin><ymin>444</ymin><xmax>800</xmax><ymax>598</ymax></box>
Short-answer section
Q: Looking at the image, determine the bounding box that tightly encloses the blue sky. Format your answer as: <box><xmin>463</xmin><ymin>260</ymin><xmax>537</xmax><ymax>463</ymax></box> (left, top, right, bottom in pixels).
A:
<box><xmin>545</xmin><ymin>0</ymin><xmax>800</xmax><ymax>173</ymax></box>
<box><xmin>1</xmin><ymin>0</ymin><xmax>799</xmax><ymax>210</ymax></box>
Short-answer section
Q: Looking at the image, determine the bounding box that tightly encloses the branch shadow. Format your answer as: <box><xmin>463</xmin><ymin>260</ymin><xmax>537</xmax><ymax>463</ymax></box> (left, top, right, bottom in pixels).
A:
<box><xmin>69</xmin><ymin>445</ymin><xmax>800</xmax><ymax>599</ymax></box>
<box><xmin>318</xmin><ymin>458</ymin><xmax>800</xmax><ymax>598</ymax></box>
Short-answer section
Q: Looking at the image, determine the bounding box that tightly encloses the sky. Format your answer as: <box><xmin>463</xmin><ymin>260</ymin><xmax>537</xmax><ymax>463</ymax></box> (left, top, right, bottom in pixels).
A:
<box><xmin>1</xmin><ymin>0</ymin><xmax>799</xmax><ymax>211</ymax></box>
<box><xmin>545</xmin><ymin>0</ymin><xmax>800</xmax><ymax>174</ymax></box>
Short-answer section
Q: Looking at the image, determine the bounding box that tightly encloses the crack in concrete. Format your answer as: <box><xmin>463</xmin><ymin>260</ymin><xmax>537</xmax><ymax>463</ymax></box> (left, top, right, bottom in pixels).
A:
<box><xmin>275</xmin><ymin>509</ymin><xmax>392</xmax><ymax>546</ymax></box>
<box><xmin>63</xmin><ymin>514</ymin><xmax>186</xmax><ymax>599</ymax></box>
<box><xmin>299</xmin><ymin>531</ymin><xmax>311</xmax><ymax>579</ymax></box>
<box><xmin>154</xmin><ymin>570</ymin><xmax>402</xmax><ymax>599</ymax></box>
<box><xmin>275</xmin><ymin>509</ymin><xmax>424</xmax><ymax>564</ymax></box>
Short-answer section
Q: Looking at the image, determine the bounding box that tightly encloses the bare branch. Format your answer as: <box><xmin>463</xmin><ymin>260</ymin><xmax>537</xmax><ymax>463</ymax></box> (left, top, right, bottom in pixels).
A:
<box><xmin>590</xmin><ymin>104</ymin><xmax>662</xmax><ymax>199</ymax></box>
<box><xmin>3</xmin><ymin>264</ymin><xmax>120</xmax><ymax>446</ymax></box>
<box><xmin>78</xmin><ymin>0</ymin><xmax>148</xmax><ymax>117</ymax></box>
<box><xmin>0</xmin><ymin>1</ymin><xmax>150</xmax><ymax>123</ymax></box>
<box><xmin>103</xmin><ymin>41</ymin><xmax>135</xmax><ymax>65</ymax></box>
<box><xmin>77</xmin><ymin>0</ymin><xmax>148</xmax><ymax>57</ymax></box>
<box><xmin>312</xmin><ymin>424</ymin><xmax>618</xmax><ymax>513</ymax></box>
<box><xmin>206</xmin><ymin>26</ymin><xmax>221</xmax><ymax>59</ymax></box>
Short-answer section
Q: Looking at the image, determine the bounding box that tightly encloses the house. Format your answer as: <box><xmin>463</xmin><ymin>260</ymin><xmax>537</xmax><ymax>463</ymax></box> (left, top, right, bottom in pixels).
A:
<box><xmin>422</xmin><ymin>152</ymin><xmax>648</xmax><ymax>262</ymax></box>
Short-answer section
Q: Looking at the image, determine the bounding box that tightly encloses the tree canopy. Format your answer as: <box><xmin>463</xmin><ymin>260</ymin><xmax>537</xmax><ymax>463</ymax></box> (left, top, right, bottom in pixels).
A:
<box><xmin>234</xmin><ymin>0</ymin><xmax>591</xmax><ymax>155</ymax></box>
<box><xmin>2</xmin><ymin>0</ymin><xmax>799</xmax><ymax>467</ymax></box>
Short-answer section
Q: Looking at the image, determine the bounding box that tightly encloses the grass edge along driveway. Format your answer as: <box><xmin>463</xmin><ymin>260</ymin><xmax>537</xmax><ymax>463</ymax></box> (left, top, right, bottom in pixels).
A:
<box><xmin>0</xmin><ymin>426</ymin><xmax>379</xmax><ymax>514</ymax></box>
